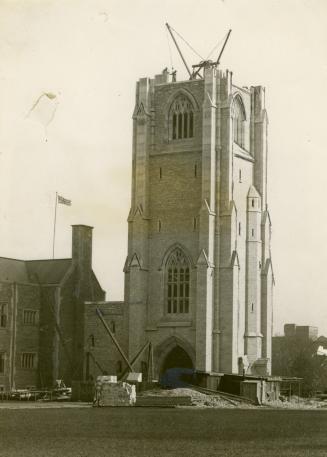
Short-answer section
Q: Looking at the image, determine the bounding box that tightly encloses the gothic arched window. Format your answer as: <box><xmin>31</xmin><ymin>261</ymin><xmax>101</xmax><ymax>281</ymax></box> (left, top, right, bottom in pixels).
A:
<box><xmin>233</xmin><ymin>96</ymin><xmax>246</xmax><ymax>148</ymax></box>
<box><xmin>166</xmin><ymin>248</ymin><xmax>190</xmax><ymax>314</ymax></box>
<box><xmin>170</xmin><ymin>95</ymin><xmax>194</xmax><ymax>140</ymax></box>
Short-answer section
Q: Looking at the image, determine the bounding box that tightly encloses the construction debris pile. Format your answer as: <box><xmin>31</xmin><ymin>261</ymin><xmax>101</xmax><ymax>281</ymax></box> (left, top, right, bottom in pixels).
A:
<box><xmin>138</xmin><ymin>388</ymin><xmax>256</xmax><ymax>409</ymax></box>
<box><xmin>94</xmin><ymin>376</ymin><xmax>136</xmax><ymax>407</ymax></box>
<box><xmin>265</xmin><ymin>396</ymin><xmax>327</xmax><ymax>410</ymax></box>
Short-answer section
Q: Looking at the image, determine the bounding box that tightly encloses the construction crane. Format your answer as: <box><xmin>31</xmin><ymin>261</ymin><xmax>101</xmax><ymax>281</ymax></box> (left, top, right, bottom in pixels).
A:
<box><xmin>165</xmin><ymin>23</ymin><xmax>232</xmax><ymax>80</ymax></box>
<box><xmin>166</xmin><ymin>22</ymin><xmax>193</xmax><ymax>78</ymax></box>
<box><xmin>95</xmin><ymin>307</ymin><xmax>154</xmax><ymax>381</ymax></box>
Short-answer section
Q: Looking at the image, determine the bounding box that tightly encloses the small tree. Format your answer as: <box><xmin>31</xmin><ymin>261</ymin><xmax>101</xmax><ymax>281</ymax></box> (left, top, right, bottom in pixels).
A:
<box><xmin>273</xmin><ymin>335</ymin><xmax>327</xmax><ymax>396</ymax></box>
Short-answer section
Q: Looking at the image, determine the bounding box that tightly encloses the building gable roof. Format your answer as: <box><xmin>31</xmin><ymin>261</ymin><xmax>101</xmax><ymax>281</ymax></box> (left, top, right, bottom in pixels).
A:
<box><xmin>26</xmin><ymin>259</ymin><xmax>72</xmax><ymax>284</ymax></box>
<box><xmin>0</xmin><ymin>257</ymin><xmax>29</xmax><ymax>283</ymax></box>
<box><xmin>0</xmin><ymin>257</ymin><xmax>73</xmax><ymax>285</ymax></box>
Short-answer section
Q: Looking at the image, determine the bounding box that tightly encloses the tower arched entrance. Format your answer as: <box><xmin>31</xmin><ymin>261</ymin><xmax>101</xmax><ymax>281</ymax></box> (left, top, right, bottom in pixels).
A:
<box><xmin>161</xmin><ymin>346</ymin><xmax>193</xmax><ymax>373</ymax></box>
<box><xmin>159</xmin><ymin>344</ymin><xmax>194</xmax><ymax>388</ymax></box>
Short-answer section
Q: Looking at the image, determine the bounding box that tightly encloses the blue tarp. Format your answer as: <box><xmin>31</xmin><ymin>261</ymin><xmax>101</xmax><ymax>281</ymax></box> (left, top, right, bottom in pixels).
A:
<box><xmin>160</xmin><ymin>367</ymin><xmax>195</xmax><ymax>388</ymax></box>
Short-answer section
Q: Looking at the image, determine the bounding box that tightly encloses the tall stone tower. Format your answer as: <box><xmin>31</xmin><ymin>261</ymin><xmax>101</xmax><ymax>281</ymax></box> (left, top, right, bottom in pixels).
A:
<box><xmin>124</xmin><ymin>64</ymin><xmax>274</xmax><ymax>377</ymax></box>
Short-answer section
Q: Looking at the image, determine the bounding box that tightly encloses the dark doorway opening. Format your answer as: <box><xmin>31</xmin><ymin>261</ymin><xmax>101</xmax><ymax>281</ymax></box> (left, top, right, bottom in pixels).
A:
<box><xmin>160</xmin><ymin>346</ymin><xmax>194</xmax><ymax>388</ymax></box>
<box><xmin>161</xmin><ymin>346</ymin><xmax>193</xmax><ymax>372</ymax></box>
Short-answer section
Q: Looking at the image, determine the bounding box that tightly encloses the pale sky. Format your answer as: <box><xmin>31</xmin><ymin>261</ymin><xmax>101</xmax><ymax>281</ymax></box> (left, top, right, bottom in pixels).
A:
<box><xmin>0</xmin><ymin>0</ymin><xmax>327</xmax><ymax>336</ymax></box>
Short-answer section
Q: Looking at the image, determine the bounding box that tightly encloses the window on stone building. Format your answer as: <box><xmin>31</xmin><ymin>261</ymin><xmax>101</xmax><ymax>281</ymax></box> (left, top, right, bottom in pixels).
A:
<box><xmin>90</xmin><ymin>334</ymin><xmax>95</xmax><ymax>347</ymax></box>
<box><xmin>170</xmin><ymin>95</ymin><xmax>194</xmax><ymax>140</ymax></box>
<box><xmin>193</xmin><ymin>217</ymin><xmax>197</xmax><ymax>231</ymax></box>
<box><xmin>238</xmin><ymin>222</ymin><xmax>241</xmax><ymax>236</ymax></box>
<box><xmin>0</xmin><ymin>353</ymin><xmax>5</xmax><ymax>374</ymax></box>
<box><xmin>23</xmin><ymin>309</ymin><xmax>37</xmax><ymax>325</ymax></box>
<box><xmin>0</xmin><ymin>303</ymin><xmax>7</xmax><ymax>328</ymax></box>
<box><xmin>21</xmin><ymin>353</ymin><xmax>36</xmax><ymax>369</ymax></box>
<box><xmin>166</xmin><ymin>248</ymin><xmax>190</xmax><ymax>314</ymax></box>
<box><xmin>194</xmin><ymin>164</ymin><xmax>197</xmax><ymax>178</ymax></box>
<box><xmin>239</xmin><ymin>169</ymin><xmax>242</xmax><ymax>183</ymax></box>
<box><xmin>110</xmin><ymin>321</ymin><xmax>116</xmax><ymax>334</ymax></box>
<box><xmin>158</xmin><ymin>220</ymin><xmax>162</xmax><ymax>232</ymax></box>
<box><xmin>159</xmin><ymin>167</ymin><xmax>162</xmax><ymax>179</ymax></box>
<box><xmin>116</xmin><ymin>360</ymin><xmax>122</xmax><ymax>373</ymax></box>
<box><xmin>233</xmin><ymin>96</ymin><xmax>246</xmax><ymax>148</ymax></box>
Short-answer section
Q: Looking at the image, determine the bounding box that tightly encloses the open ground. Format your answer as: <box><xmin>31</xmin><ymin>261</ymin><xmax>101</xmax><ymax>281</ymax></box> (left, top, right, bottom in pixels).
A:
<box><xmin>0</xmin><ymin>406</ymin><xmax>326</xmax><ymax>457</ymax></box>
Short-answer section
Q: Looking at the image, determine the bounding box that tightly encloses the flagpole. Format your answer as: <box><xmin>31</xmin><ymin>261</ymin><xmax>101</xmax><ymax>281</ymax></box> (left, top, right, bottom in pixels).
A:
<box><xmin>52</xmin><ymin>192</ymin><xmax>58</xmax><ymax>259</ymax></box>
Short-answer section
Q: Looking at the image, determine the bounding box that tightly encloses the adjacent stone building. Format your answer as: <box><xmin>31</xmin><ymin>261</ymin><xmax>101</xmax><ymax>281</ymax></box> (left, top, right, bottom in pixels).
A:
<box><xmin>272</xmin><ymin>323</ymin><xmax>327</xmax><ymax>394</ymax></box>
<box><xmin>0</xmin><ymin>225</ymin><xmax>105</xmax><ymax>390</ymax></box>
<box><xmin>124</xmin><ymin>65</ymin><xmax>274</xmax><ymax>378</ymax></box>
<box><xmin>272</xmin><ymin>323</ymin><xmax>319</xmax><ymax>376</ymax></box>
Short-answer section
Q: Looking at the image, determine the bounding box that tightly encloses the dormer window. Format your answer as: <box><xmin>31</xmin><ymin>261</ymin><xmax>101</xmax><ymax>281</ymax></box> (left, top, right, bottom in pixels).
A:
<box><xmin>170</xmin><ymin>95</ymin><xmax>194</xmax><ymax>140</ymax></box>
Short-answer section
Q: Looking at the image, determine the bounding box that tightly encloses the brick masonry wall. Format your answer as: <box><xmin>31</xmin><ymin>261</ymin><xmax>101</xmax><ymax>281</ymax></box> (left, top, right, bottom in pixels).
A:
<box><xmin>148</xmin><ymin>151</ymin><xmax>201</xmax><ymax>326</ymax></box>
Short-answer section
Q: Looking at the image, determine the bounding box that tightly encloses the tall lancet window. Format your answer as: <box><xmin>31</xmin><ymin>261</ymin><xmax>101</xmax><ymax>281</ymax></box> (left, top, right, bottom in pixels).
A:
<box><xmin>170</xmin><ymin>95</ymin><xmax>194</xmax><ymax>140</ymax></box>
<box><xmin>233</xmin><ymin>96</ymin><xmax>246</xmax><ymax>148</ymax></box>
<box><xmin>166</xmin><ymin>248</ymin><xmax>190</xmax><ymax>314</ymax></box>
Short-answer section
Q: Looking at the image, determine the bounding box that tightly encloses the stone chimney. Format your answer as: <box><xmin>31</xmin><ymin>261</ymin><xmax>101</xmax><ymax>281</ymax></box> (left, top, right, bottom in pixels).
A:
<box><xmin>72</xmin><ymin>225</ymin><xmax>93</xmax><ymax>287</ymax></box>
<box><xmin>71</xmin><ymin>225</ymin><xmax>93</xmax><ymax>382</ymax></box>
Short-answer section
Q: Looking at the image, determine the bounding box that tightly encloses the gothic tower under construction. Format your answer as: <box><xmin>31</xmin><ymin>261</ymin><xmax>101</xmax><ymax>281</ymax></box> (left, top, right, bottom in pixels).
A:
<box><xmin>124</xmin><ymin>59</ymin><xmax>274</xmax><ymax>378</ymax></box>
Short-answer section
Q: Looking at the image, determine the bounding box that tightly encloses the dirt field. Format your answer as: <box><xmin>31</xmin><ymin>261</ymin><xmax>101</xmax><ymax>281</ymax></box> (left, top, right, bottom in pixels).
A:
<box><xmin>0</xmin><ymin>406</ymin><xmax>326</xmax><ymax>457</ymax></box>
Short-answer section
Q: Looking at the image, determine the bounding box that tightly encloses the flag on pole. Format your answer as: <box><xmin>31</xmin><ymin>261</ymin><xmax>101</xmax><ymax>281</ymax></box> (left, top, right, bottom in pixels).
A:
<box><xmin>58</xmin><ymin>195</ymin><xmax>72</xmax><ymax>206</ymax></box>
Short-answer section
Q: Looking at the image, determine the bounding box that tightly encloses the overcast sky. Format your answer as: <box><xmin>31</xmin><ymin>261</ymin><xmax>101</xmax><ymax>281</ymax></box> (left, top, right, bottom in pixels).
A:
<box><xmin>0</xmin><ymin>0</ymin><xmax>326</xmax><ymax>336</ymax></box>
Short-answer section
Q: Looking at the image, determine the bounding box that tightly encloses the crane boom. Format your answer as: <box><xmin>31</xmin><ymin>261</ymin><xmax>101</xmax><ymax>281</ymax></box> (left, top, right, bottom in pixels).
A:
<box><xmin>216</xmin><ymin>29</ymin><xmax>232</xmax><ymax>65</ymax></box>
<box><xmin>166</xmin><ymin>23</ymin><xmax>192</xmax><ymax>77</ymax></box>
<box><xmin>96</xmin><ymin>307</ymin><xmax>134</xmax><ymax>372</ymax></box>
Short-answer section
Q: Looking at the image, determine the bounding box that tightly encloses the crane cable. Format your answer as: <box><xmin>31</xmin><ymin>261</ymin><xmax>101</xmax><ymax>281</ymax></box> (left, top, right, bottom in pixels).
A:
<box><xmin>206</xmin><ymin>31</ymin><xmax>229</xmax><ymax>60</ymax></box>
<box><xmin>166</xmin><ymin>26</ymin><xmax>174</xmax><ymax>72</ymax></box>
<box><xmin>169</xmin><ymin>24</ymin><xmax>204</xmax><ymax>60</ymax></box>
